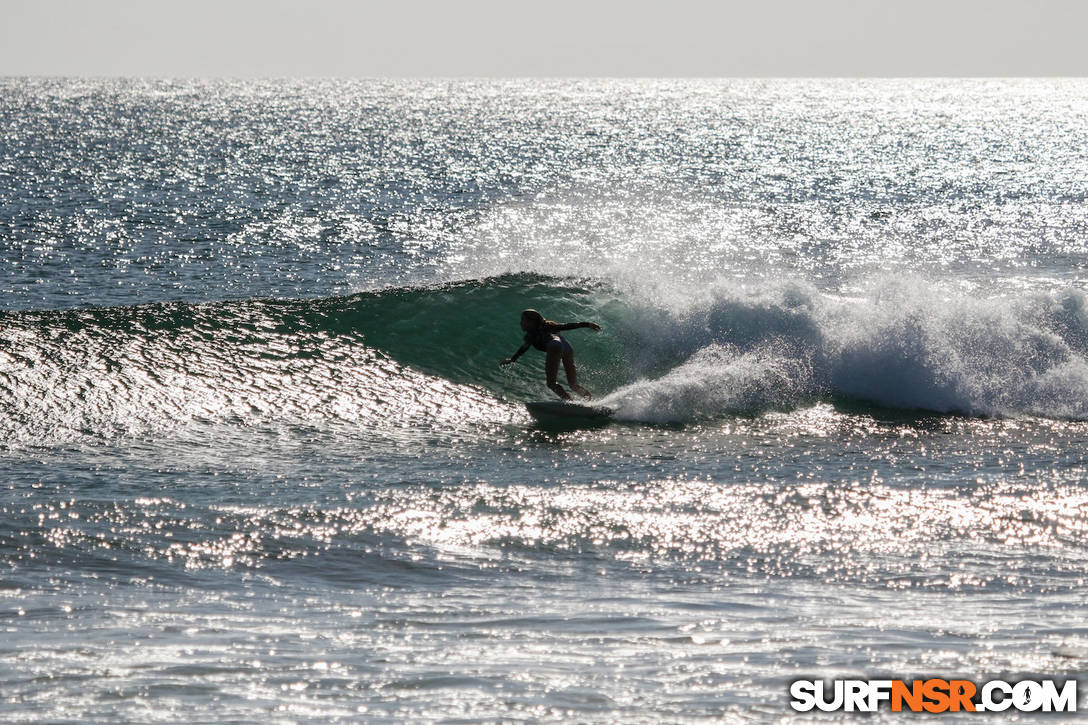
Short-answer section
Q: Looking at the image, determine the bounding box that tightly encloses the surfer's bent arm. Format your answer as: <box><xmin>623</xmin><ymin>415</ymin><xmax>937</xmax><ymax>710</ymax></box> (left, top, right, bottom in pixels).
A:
<box><xmin>555</xmin><ymin>321</ymin><xmax>602</xmax><ymax>332</ymax></box>
<box><xmin>500</xmin><ymin>342</ymin><xmax>532</xmax><ymax>366</ymax></box>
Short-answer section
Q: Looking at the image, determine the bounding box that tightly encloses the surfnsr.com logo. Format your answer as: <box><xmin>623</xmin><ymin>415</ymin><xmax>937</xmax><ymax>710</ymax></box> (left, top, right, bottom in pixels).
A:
<box><xmin>789</xmin><ymin>679</ymin><xmax>1078</xmax><ymax>713</ymax></box>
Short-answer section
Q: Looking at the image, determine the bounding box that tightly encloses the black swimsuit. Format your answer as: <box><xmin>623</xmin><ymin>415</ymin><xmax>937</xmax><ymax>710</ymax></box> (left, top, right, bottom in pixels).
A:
<box><xmin>525</xmin><ymin>327</ymin><xmax>572</xmax><ymax>353</ymax></box>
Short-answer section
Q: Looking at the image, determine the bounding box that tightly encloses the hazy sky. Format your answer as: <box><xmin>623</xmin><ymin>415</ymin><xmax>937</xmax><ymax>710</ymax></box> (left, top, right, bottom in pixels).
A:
<box><xmin>2</xmin><ymin>0</ymin><xmax>1087</xmax><ymax>77</ymax></box>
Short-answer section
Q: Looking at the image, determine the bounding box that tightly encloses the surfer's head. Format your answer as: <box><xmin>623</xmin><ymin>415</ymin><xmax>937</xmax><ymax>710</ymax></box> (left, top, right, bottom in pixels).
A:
<box><xmin>520</xmin><ymin>309</ymin><xmax>545</xmax><ymax>331</ymax></box>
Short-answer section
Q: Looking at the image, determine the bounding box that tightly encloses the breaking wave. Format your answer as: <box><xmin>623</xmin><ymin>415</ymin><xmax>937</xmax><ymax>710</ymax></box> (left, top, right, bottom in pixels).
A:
<box><xmin>2</xmin><ymin>272</ymin><xmax>1087</xmax><ymax>444</ymax></box>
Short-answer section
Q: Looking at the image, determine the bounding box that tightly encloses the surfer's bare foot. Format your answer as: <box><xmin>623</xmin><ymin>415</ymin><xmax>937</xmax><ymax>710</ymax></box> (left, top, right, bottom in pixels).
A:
<box><xmin>549</xmin><ymin>382</ymin><xmax>572</xmax><ymax>400</ymax></box>
<box><xmin>573</xmin><ymin>385</ymin><xmax>592</xmax><ymax>399</ymax></box>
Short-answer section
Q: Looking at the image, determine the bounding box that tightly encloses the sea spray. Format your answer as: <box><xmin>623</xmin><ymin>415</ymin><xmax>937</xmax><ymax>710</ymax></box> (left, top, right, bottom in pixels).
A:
<box><xmin>605</xmin><ymin>275</ymin><xmax>1088</xmax><ymax>421</ymax></box>
<box><xmin>603</xmin><ymin>343</ymin><xmax>818</xmax><ymax>423</ymax></box>
<box><xmin>825</xmin><ymin>279</ymin><xmax>1088</xmax><ymax>418</ymax></box>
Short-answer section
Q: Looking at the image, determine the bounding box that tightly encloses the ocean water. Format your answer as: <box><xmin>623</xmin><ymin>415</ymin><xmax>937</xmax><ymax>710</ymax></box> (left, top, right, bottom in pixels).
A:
<box><xmin>2</xmin><ymin>78</ymin><xmax>1088</xmax><ymax>722</ymax></box>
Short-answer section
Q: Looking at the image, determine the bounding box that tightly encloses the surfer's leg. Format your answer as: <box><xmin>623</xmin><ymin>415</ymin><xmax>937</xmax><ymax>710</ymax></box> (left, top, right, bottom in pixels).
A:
<box><xmin>561</xmin><ymin>344</ymin><xmax>592</xmax><ymax>399</ymax></box>
<box><xmin>545</xmin><ymin>341</ymin><xmax>571</xmax><ymax>400</ymax></box>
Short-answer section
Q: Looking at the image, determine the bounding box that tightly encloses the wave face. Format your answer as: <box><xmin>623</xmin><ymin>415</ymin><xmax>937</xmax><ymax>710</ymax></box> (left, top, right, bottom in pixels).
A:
<box><xmin>340</xmin><ymin>273</ymin><xmax>629</xmax><ymax>400</ymax></box>
<box><xmin>3</xmin><ymin>273</ymin><xmax>1088</xmax><ymax>444</ymax></box>
<box><xmin>0</xmin><ymin>292</ymin><xmax>512</xmax><ymax>445</ymax></box>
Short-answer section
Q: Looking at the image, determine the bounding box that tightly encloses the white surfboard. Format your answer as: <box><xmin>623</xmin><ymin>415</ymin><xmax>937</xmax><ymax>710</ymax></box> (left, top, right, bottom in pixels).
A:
<box><xmin>525</xmin><ymin>400</ymin><xmax>614</xmax><ymax>424</ymax></box>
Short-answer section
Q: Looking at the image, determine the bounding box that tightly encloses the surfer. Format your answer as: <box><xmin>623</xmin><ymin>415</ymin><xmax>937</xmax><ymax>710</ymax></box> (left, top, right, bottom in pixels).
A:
<box><xmin>500</xmin><ymin>309</ymin><xmax>602</xmax><ymax>401</ymax></box>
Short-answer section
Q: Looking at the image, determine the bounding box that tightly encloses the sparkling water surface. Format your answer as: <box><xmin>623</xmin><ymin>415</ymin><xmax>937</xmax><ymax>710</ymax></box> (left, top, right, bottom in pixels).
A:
<box><xmin>2</xmin><ymin>79</ymin><xmax>1088</xmax><ymax>722</ymax></box>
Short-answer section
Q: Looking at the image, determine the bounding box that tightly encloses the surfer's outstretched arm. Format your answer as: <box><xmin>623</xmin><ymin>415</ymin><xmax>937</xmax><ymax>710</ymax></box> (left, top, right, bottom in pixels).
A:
<box><xmin>555</xmin><ymin>321</ymin><xmax>602</xmax><ymax>332</ymax></box>
<box><xmin>500</xmin><ymin>342</ymin><xmax>531</xmax><ymax>366</ymax></box>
